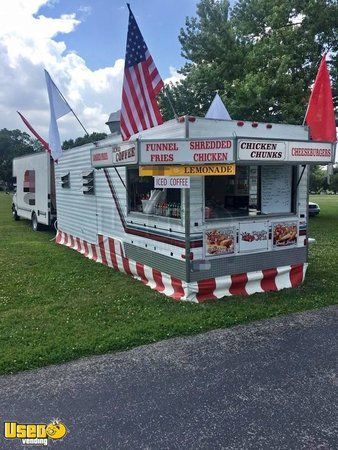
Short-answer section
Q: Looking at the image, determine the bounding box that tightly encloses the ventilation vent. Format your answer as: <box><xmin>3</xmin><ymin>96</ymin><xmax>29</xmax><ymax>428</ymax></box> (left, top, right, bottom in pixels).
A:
<box><xmin>61</xmin><ymin>173</ymin><xmax>70</xmax><ymax>189</ymax></box>
<box><xmin>82</xmin><ymin>170</ymin><xmax>95</xmax><ymax>195</ymax></box>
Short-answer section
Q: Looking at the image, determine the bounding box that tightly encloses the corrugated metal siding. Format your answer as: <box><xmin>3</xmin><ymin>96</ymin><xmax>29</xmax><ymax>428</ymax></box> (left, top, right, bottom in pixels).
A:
<box><xmin>298</xmin><ymin>165</ymin><xmax>308</xmax><ymax>218</ymax></box>
<box><xmin>55</xmin><ymin>145</ymin><xmax>98</xmax><ymax>243</ymax></box>
<box><xmin>125</xmin><ymin>243</ymin><xmax>187</xmax><ymax>279</ymax></box>
<box><xmin>96</xmin><ymin>166</ymin><xmax>126</xmax><ymax>241</ymax></box>
<box><xmin>191</xmin><ymin>247</ymin><xmax>307</xmax><ymax>281</ymax></box>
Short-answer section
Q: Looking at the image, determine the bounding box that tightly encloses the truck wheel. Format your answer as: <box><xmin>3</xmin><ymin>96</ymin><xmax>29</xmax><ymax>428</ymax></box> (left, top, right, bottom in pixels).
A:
<box><xmin>31</xmin><ymin>212</ymin><xmax>40</xmax><ymax>232</ymax></box>
<box><xmin>12</xmin><ymin>205</ymin><xmax>20</xmax><ymax>221</ymax></box>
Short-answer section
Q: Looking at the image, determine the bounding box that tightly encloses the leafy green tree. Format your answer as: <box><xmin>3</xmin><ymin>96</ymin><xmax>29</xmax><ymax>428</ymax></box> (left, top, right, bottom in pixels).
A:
<box><xmin>0</xmin><ymin>129</ymin><xmax>37</xmax><ymax>186</ymax></box>
<box><xmin>309</xmin><ymin>165</ymin><xmax>325</xmax><ymax>193</ymax></box>
<box><xmin>162</xmin><ymin>0</ymin><xmax>337</xmax><ymax>123</ymax></box>
<box><xmin>62</xmin><ymin>132</ymin><xmax>107</xmax><ymax>150</ymax></box>
<box><xmin>330</xmin><ymin>172</ymin><xmax>338</xmax><ymax>194</ymax></box>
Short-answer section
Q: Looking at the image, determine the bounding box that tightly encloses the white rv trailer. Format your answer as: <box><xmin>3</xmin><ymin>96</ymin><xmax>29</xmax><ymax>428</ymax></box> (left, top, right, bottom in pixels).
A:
<box><xmin>12</xmin><ymin>152</ymin><xmax>56</xmax><ymax>231</ymax></box>
<box><xmin>54</xmin><ymin>116</ymin><xmax>335</xmax><ymax>302</ymax></box>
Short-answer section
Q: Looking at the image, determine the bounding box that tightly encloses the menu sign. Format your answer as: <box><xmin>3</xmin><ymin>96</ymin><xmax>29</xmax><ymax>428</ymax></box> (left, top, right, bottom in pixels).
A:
<box><xmin>272</xmin><ymin>221</ymin><xmax>298</xmax><ymax>248</ymax></box>
<box><xmin>91</xmin><ymin>147</ymin><xmax>114</xmax><ymax>168</ymax></box>
<box><xmin>113</xmin><ymin>142</ymin><xmax>137</xmax><ymax>166</ymax></box>
<box><xmin>140</xmin><ymin>139</ymin><xmax>234</xmax><ymax>165</ymax></box>
<box><xmin>238</xmin><ymin>139</ymin><xmax>286</xmax><ymax>161</ymax></box>
<box><xmin>238</xmin><ymin>139</ymin><xmax>334</xmax><ymax>163</ymax></box>
<box><xmin>204</xmin><ymin>227</ymin><xmax>236</xmax><ymax>258</ymax></box>
<box><xmin>139</xmin><ymin>164</ymin><xmax>236</xmax><ymax>177</ymax></box>
<box><xmin>239</xmin><ymin>222</ymin><xmax>268</xmax><ymax>253</ymax></box>
<box><xmin>288</xmin><ymin>141</ymin><xmax>333</xmax><ymax>163</ymax></box>
<box><xmin>91</xmin><ymin>143</ymin><xmax>137</xmax><ymax>168</ymax></box>
<box><xmin>261</xmin><ymin>165</ymin><xmax>292</xmax><ymax>214</ymax></box>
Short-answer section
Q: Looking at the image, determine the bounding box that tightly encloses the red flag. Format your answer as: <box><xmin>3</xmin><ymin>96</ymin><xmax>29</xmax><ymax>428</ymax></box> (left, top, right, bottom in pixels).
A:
<box><xmin>120</xmin><ymin>4</ymin><xmax>164</xmax><ymax>141</ymax></box>
<box><xmin>17</xmin><ymin>111</ymin><xmax>50</xmax><ymax>153</ymax></box>
<box><xmin>305</xmin><ymin>55</ymin><xmax>336</xmax><ymax>142</ymax></box>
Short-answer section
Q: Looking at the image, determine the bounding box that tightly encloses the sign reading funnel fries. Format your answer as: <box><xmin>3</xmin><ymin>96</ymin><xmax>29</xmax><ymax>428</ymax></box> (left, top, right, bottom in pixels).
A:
<box><xmin>139</xmin><ymin>139</ymin><xmax>234</xmax><ymax>165</ymax></box>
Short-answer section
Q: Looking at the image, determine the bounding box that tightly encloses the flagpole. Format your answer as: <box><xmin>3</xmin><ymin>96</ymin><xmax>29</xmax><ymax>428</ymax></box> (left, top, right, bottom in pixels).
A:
<box><xmin>164</xmin><ymin>86</ymin><xmax>179</xmax><ymax>121</ymax></box>
<box><xmin>45</xmin><ymin>70</ymin><xmax>90</xmax><ymax>137</ymax></box>
<box><xmin>54</xmin><ymin>83</ymin><xmax>90</xmax><ymax>136</ymax></box>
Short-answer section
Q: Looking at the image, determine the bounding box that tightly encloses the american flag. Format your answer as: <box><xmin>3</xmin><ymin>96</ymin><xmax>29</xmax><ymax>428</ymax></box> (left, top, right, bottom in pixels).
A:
<box><xmin>120</xmin><ymin>5</ymin><xmax>164</xmax><ymax>140</ymax></box>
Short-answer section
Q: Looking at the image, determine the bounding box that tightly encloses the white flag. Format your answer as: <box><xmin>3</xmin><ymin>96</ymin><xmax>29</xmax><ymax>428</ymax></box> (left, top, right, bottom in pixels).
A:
<box><xmin>45</xmin><ymin>70</ymin><xmax>71</xmax><ymax>161</ymax></box>
<box><xmin>206</xmin><ymin>93</ymin><xmax>231</xmax><ymax>120</ymax></box>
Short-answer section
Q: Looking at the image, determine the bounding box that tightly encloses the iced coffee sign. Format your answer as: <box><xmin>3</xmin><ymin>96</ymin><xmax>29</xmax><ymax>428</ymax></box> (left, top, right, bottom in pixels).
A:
<box><xmin>140</xmin><ymin>138</ymin><xmax>234</xmax><ymax>165</ymax></box>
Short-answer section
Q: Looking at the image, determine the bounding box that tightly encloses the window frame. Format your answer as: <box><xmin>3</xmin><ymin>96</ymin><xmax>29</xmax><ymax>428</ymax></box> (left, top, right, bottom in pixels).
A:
<box><xmin>203</xmin><ymin>164</ymin><xmax>298</xmax><ymax>223</ymax></box>
<box><xmin>126</xmin><ymin>167</ymin><xmax>183</xmax><ymax>222</ymax></box>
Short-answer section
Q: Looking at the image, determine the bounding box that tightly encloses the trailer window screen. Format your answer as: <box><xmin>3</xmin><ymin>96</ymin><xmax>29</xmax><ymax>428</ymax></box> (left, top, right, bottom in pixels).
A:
<box><xmin>127</xmin><ymin>168</ymin><xmax>181</xmax><ymax>218</ymax></box>
<box><xmin>205</xmin><ymin>165</ymin><xmax>296</xmax><ymax>220</ymax></box>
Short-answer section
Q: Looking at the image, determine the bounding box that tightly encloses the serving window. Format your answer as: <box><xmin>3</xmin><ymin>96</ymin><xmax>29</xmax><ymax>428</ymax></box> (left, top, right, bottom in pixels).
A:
<box><xmin>127</xmin><ymin>168</ymin><xmax>181</xmax><ymax>219</ymax></box>
<box><xmin>204</xmin><ymin>165</ymin><xmax>296</xmax><ymax>220</ymax></box>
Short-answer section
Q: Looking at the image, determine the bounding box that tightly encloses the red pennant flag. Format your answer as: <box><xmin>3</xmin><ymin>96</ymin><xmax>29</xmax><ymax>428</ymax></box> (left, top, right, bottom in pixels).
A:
<box><xmin>17</xmin><ymin>111</ymin><xmax>51</xmax><ymax>153</ymax></box>
<box><xmin>305</xmin><ymin>55</ymin><xmax>336</xmax><ymax>142</ymax></box>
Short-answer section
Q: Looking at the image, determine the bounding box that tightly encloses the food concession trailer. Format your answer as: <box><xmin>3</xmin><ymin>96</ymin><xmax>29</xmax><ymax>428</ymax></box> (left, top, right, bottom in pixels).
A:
<box><xmin>54</xmin><ymin>116</ymin><xmax>335</xmax><ymax>302</ymax></box>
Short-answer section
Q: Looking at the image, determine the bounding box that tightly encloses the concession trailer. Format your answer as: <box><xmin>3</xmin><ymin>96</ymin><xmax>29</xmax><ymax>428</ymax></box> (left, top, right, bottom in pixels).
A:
<box><xmin>22</xmin><ymin>116</ymin><xmax>335</xmax><ymax>302</ymax></box>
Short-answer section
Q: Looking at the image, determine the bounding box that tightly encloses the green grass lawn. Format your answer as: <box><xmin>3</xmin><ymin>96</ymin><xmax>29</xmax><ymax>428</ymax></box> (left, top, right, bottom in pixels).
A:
<box><xmin>0</xmin><ymin>192</ymin><xmax>337</xmax><ymax>375</ymax></box>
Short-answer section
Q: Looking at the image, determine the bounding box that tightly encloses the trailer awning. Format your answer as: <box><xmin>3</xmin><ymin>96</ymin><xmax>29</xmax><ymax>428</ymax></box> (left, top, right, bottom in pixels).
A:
<box><xmin>90</xmin><ymin>138</ymin><xmax>335</xmax><ymax>168</ymax></box>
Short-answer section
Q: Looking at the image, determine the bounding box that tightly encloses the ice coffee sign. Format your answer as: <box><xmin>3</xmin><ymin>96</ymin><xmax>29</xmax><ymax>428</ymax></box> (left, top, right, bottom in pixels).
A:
<box><xmin>140</xmin><ymin>139</ymin><xmax>234</xmax><ymax>165</ymax></box>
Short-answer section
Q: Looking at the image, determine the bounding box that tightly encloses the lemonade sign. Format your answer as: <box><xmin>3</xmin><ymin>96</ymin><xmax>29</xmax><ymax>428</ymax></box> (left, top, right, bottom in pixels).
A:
<box><xmin>4</xmin><ymin>420</ymin><xmax>67</xmax><ymax>446</ymax></box>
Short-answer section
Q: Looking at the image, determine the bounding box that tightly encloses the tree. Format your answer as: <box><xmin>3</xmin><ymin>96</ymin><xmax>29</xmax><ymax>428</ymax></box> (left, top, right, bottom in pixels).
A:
<box><xmin>330</xmin><ymin>172</ymin><xmax>338</xmax><ymax>194</ymax></box>
<box><xmin>62</xmin><ymin>132</ymin><xmax>107</xmax><ymax>150</ymax></box>
<box><xmin>162</xmin><ymin>0</ymin><xmax>337</xmax><ymax>123</ymax></box>
<box><xmin>309</xmin><ymin>165</ymin><xmax>325</xmax><ymax>193</ymax></box>
<box><xmin>0</xmin><ymin>129</ymin><xmax>37</xmax><ymax>186</ymax></box>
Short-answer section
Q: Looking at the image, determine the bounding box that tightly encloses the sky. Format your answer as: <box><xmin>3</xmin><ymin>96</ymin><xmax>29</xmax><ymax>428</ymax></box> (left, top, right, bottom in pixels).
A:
<box><xmin>0</xmin><ymin>0</ymin><xmax>209</xmax><ymax>141</ymax></box>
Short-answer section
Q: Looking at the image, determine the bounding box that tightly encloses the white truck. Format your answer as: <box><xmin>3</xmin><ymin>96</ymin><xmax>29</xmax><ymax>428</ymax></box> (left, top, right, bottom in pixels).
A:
<box><xmin>12</xmin><ymin>152</ymin><xmax>56</xmax><ymax>231</ymax></box>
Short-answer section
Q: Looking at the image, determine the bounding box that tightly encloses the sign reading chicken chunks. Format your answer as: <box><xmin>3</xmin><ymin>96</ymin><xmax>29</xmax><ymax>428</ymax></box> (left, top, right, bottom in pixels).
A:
<box><xmin>204</xmin><ymin>227</ymin><xmax>236</xmax><ymax>258</ymax></box>
<box><xmin>272</xmin><ymin>221</ymin><xmax>298</xmax><ymax>248</ymax></box>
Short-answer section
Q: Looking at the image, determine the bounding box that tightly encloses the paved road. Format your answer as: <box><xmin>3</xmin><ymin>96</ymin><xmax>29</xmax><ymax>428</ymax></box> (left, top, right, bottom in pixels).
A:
<box><xmin>1</xmin><ymin>306</ymin><xmax>337</xmax><ymax>449</ymax></box>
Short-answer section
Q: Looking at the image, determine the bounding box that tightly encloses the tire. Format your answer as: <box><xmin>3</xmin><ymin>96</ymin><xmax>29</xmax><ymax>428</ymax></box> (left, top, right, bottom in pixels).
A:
<box><xmin>12</xmin><ymin>205</ymin><xmax>20</xmax><ymax>221</ymax></box>
<box><xmin>31</xmin><ymin>212</ymin><xmax>40</xmax><ymax>232</ymax></box>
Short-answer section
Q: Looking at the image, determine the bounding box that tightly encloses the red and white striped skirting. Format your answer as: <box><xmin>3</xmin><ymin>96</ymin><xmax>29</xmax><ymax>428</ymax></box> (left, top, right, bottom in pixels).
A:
<box><xmin>56</xmin><ymin>230</ymin><xmax>308</xmax><ymax>303</ymax></box>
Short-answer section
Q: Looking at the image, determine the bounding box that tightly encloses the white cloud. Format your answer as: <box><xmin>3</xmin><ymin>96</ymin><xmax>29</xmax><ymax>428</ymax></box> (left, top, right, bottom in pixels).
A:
<box><xmin>164</xmin><ymin>66</ymin><xmax>185</xmax><ymax>85</ymax></box>
<box><xmin>0</xmin><ymin>0</ymin><xmax>125</xmax><ymax>140</ymax></box>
